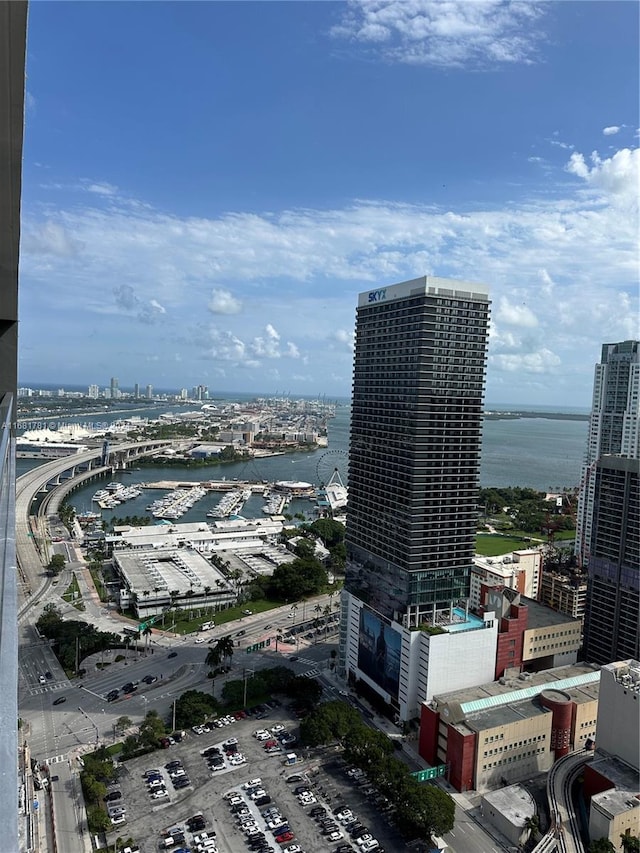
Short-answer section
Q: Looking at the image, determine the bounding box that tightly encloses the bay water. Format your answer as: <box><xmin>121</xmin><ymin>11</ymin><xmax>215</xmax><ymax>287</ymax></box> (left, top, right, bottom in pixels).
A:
<box><xmin>17</xmin><ymin>402</ymin><xmax>588</xmax><ymax>524</ymax></box>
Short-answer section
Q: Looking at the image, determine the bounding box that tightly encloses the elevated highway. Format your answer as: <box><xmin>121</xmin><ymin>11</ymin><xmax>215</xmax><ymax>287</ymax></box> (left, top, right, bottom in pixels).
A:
<box><xmin>16</xmin><ymin>439</ymin><xmax>171</xmax><ymax>619</ymax></box>
<box><xmin>532</xmin><ymin>750</ymin><xmax>593</xmax><ymax>853</ymax></box>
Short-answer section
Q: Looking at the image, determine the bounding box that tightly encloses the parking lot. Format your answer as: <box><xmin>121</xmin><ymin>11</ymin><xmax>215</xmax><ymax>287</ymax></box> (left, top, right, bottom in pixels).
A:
<box><xmin>101</xmin><ymin>700</ymin><xmax>404</xmax><ymax>853</ymax></box>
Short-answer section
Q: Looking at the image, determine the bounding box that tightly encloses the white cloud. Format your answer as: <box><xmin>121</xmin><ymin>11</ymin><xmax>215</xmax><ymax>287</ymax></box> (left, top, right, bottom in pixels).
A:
<box><xmin>331</xmin><ymin>0</ymin><xmax>548</xmax><ymax>69</ymax></box>
<box><xmin>566</xmin><ymin>147</ymin><xmax>639</xmax><ymax>209</ymax></box>
<box><xmin>251</xmin><ymin>324</ymin><xmax>282</xmax><ymax>359</ymax></box>
<box><xmin>547</xmin><ymin>137</ymin><xmax>574</xmax><ymax>151</ymax></box>
<box><xmin>20</xmin><ymin>145</ymin><xmax>638</xmax><ymax>402</ymax></box>
<box><xmin>208</xmin><ymin>288</ymin><xmax>242</xmax><ymax>315</ymax></box>
<box><xmin>497</xmin><ymin>296</ymin><xmax>538</xmax><ymax>328</ymax></box>
<box><xmin>603</xmin><ymin>126</ymin><xmax>621</xmax><ymax>136</ymax></box>
<box><xmin>491</xmin><ymin>347</ymin><xmax>561</xmax><ymax>374</ymax></box>
<box><xmin>22</xmin><ymin>221</ymin><xmax>82</xmax><ymax>256</ymax></box>
<box><xmin>85</xmin><ymin>182</ymin><xmax>118</xmax><ymax>197</ymax></box>
<box><xmin>331</xmin><ymin>329</ymin><xmax>356</xmax><ymax>351</ymax></box>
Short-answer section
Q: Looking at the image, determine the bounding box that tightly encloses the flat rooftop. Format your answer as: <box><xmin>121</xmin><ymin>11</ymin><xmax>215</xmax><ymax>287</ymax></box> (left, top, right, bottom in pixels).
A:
<box><xmin>464</xmin><ymin>697</ymin><xmax>550</xmax><ymax>733</ymax></box>
<box><xmin>482</xmin><ymin>784</ymin><xmax>535</xmax><ymax>826</ymax></box>
<box><xmin>591</xmin><ymin>788</ymin><xmax>640</xmax><ymax>818</ymax></box>
<box><xmin>429</xmin><ymin>661</ymin><xmax>601</xmax><ymax>716</ymax></box>
<box><xmin>521</xmin><ymin>595</ymin><xmax>581</xmax><ymax>629</ymax></box>
<box><xmin>114</xmin><ymin>547</ymin><xmax>233</xmax><ymax>597</ymax></box>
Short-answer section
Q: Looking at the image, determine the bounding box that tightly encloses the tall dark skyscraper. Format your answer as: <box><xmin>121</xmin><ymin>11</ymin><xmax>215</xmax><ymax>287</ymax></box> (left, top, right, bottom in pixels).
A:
<box><xmin>582</xmin><ymin>456</ymin><xmax>639</xmax><ymax>664</ymax></box>
<box><xmin>340</xmin><ymin>277</ymin><xmax>497</xmax><ymax>722</ymax></box>
<box><xmin>343</xmin><ymin>276</ymin><xmax>491</xmax><ymax>629</ymax></box>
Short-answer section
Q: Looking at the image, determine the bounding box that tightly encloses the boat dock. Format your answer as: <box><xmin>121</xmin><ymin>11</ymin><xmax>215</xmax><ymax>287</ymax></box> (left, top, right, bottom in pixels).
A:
<box><xmin>141</xmin><ymin>480</ymin><xmax>264</xmax><ymax>492</ymax></box>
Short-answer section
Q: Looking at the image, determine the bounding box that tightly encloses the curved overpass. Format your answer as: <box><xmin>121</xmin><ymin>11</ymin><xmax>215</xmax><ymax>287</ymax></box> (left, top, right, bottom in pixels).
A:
<box><xmin>16</xmin><ymin>439</ymin><xmax>171</xmax><ymax>617</ymax></box>
<box><xmin>533</xmin><ymin>750</ymin><xmax>593</xmax><ymax>853</ymax></box>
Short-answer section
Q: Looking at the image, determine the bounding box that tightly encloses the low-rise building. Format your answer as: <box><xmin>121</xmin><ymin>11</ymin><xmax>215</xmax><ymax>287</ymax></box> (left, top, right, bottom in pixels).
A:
<box><xmin>481</xmin><ymin>785</ymin><xmax>536</xmax><ymax>846</ymax></box>
<box><xmin>342</xmin><ymin>591</ymin><xmax>498</xmax><ymax>723</ymax></box>
<box><xmin>482</xmin><ymin>588</ymin><xmax>582</xmax><ymax>678</ymax></box>
<box><xmin>114</xmin><ymin>546</ymin><xmax>236</xmax><ymax>617</ymax></box>
<box><xmin>589</xmin><ymin>789</ymin><xmax>640</xmax><ymax>850</ymax></box>
<box><xmin>471</xmin><ymin>549</ymin><xmax>542</xmax><ymax>610</ymax></box>
<box><xmin>539</xmin><ymin>569</ymin><xmax>588</xmax><ymax>621</ymax></box>
<box><xmin>419</xmin><ymin>661</ymin><xmax>600</xmax><ymax>793</ymax></box>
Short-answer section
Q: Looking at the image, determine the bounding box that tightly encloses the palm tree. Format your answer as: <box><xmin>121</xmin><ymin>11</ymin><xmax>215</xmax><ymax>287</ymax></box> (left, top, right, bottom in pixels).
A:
<box><xmin>620</xmin><ymin>835</ymin><xmax>640</xmax><ymax>853</ymax></box>
<box><xmin>524</xmin><ymin>815</ymin><xmax>540</xmax><ymax>843</ymax></box>
<box><xmin>218</xmin><ymin>634</ymin><xmax>235</xmax><ymax>669</ymax></box>
<box><xmin>323</xmin><ymin>604</ymin><xmax>332</xmax><ymax>639</ymax></box>
<box><xmin>142</xmin><ymin>624</ymin><xmax>152</xmax><ymax>656</ymax></box>
<box><xmin>206</xmin><ymin>645</ymin><xmax>222</xmax><ymax>669</ymax></box>
<box><xmin>290</xmin><ymin>603</ymin><xmax>299</xmax><ymax>625</ymax></box>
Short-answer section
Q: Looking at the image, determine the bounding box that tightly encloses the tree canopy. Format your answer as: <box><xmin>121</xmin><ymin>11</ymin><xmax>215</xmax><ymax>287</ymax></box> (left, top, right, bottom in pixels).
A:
<box><xmin>174</xmin><ymin>690</ymin><xmax>220</xmax><ymax>729</ymax></box>
<box><xmin>36</xmin><ymin>603</ymin><xmax>123</xmax><ymax>672</ymax></box>
<box><xmin>300</xmin><ymin>700</ymin><xmax>455</xmax><ymax>840</ymax></box>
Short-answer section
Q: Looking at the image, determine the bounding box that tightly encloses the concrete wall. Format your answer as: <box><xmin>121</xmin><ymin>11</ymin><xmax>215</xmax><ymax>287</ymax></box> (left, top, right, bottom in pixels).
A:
<box><xmin>595</xmin><ymin>662</ymin><xmax>640</xmax><ymax>771</ymax></box>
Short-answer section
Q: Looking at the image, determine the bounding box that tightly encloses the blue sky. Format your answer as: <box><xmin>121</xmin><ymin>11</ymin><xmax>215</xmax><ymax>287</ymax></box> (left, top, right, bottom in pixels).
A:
<box><xmin>21</xmin><ymin>1</ymin><xmax>639</xmax><ymax>405</ymax></box>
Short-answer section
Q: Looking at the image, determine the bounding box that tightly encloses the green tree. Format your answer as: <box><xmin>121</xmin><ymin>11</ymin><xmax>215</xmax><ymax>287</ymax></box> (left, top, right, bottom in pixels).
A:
<box><xmin>47</xmin><ymin>553</ymin><xmax>66</xmax><ymax>574</ymax></box>
<box><xmin>114</xmin><ymin>716</ymin><xmax>132</xmax><ymax>734</ymax></box>
<box><xmin>86</xmin><ymin>804</ymin><xmax>111</xmax><ymax>833</ymax></box>
<box><xmin>142</xmin><ymin>623</ymin><xmax>153</xmax><ymax>655</ymax></box>
<box><xmin>589</xmin><ymin>840</ymin><xmax>616</xmax><ymax>853</ymax></box>
<box><xmin>621</xmin><ymin>836</ymin><xmax>640</xmax><ymax>853</ymax></box>
<box><xmin>138</xmin><ymin>710</ymin><xmax>166</xmax><ymax>748</ymax></box>
<box><xmin>309</xmin><ymin>518</ymin><xmax>346</xmax><ymax>548</ymax></box>
<box><xmin>81</xmin><ymin>774</ymin><xmax>107</xmax><ymax>804</ymax></box>
<box><xmin>217</xmin><ymin>634</ymin><xmax>235</xmax><ymax>668</ymax></box>
<box><xmin>174</xmin><ymin>690</ymin><xmax>219</xmax><ymax>729</ymax></box>
<box><xmin>267</xmin><ymin>558</ymin><xmax>327</xmax><ymax>601</ymax></box>
<box><xmin>294</xmin><ymin>538</ymin><xmax>316</xmax><ymax>560</ymax></box>
<box><xmin>524</xmin><ymin>814</ymin><xmax>540</xmax><ymax>842</ymax></box>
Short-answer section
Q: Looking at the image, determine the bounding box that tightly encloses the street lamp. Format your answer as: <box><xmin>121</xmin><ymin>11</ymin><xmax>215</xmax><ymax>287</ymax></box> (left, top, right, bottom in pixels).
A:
<box><xmin>243</xmin><ymin>669</ymin><xmax>254</xmax><ymax>708</ymax></box>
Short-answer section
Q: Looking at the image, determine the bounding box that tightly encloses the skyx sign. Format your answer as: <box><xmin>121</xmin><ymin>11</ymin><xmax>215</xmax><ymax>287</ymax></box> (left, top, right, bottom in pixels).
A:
<box><xmin>368</xmin><ymin>288</ymin><xmax>387</xmax><ymax>303</ymax></box>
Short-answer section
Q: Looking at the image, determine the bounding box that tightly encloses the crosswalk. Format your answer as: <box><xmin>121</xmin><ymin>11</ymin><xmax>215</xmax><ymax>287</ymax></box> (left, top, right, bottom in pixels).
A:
<box><xmin>44</xmin><ymin>754</ymin><xmax>66</xmax><ymax>766</ymax></box>
<box><xmin>301</xmin><ymin>669</ymin><xmax>319</xmax><ymax>678</ymax></box>
<box><xmin>29</xmin><ymin>682</ymin><xmax>68</xmax><ymax>697</ymax></box>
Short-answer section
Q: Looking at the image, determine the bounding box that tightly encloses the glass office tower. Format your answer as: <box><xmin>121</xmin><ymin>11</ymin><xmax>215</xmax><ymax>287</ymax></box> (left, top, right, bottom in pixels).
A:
<box><xmin>344</xmin><ymin>276</ymin><xmax>490</xmax><ymax>629</ymax></box>
<box><xmin>576</xmin><ymin>340</ymin><xmax>639</xmax><ymax>568</ymax></box>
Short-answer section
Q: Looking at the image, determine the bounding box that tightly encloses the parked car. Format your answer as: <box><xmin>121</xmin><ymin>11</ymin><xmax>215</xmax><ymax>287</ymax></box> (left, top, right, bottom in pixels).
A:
<box><xmin>104</xmin><ymin>790</ymin><xmax>122</xmax><ymax>802</ymax></box>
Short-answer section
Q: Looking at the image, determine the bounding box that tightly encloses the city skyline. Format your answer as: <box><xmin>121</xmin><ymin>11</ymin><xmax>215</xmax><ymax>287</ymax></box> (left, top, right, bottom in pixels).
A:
<box><xmin>21</xmin><ymin>2</ymin><xmax>638</xmax><ymax>404</ymax></box>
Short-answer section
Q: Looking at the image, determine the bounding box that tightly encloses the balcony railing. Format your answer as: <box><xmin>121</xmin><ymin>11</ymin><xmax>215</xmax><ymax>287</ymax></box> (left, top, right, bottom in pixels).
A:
<box><xmin>0</xmin><ymin>393</ymin><xmax>17</xmax><ymax>850</ymax></box>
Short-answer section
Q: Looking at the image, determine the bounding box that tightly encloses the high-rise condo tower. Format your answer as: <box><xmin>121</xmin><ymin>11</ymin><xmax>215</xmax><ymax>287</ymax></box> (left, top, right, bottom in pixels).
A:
<box><xmin>575</xmin><ymin>341</ymin><xmax>639</xmax><ymax>568</ymax></box>
<box><xmin>340</xmin><ymin>277</ymin><xmax>495</xmax><ymax>721</ymax></box>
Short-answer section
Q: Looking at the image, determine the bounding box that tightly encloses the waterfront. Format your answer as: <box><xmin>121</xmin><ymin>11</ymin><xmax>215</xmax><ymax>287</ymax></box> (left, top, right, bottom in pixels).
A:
<box><xmin>17</xmin><ymin>402</ymin><xmax>588</xmax><ymax>525</ymax></box>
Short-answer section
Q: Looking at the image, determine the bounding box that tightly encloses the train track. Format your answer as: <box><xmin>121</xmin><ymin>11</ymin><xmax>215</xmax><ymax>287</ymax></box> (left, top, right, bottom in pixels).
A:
<box><xmin>537</xmin><ymin>751</ymin><xmax>592</xmax><ymax>853</ymax></box>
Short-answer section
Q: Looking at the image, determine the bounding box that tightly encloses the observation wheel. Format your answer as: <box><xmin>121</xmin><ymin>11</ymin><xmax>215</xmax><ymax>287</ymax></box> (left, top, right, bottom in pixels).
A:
<box><xmin>316</xmin><ymin>450</ymin><xmax>348</xmax><ymax>488</ymax></box>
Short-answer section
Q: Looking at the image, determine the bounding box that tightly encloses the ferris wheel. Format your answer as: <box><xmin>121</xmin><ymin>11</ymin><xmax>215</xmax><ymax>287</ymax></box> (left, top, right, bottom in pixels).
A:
<box><xmin>315</xmin><ymin>450</ymin><xmax>348</xmax><ymax>488</ymax></box>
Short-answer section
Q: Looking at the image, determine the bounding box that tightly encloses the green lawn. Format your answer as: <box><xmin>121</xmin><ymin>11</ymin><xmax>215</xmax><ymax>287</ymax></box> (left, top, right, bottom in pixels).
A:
<box><xmin>475</xmin><ymin>534</ymin><xmax>539</xmax><ymax>556</ymax></box>
<box><xmin>61</xmin><ymin>573</ymin><xmax>85</xmax><ymax>610</ymax></box>
<box><xmin>172</xmin><ymin>598</ymin><xmax>285</xmax><ymax>635</ymax></box>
